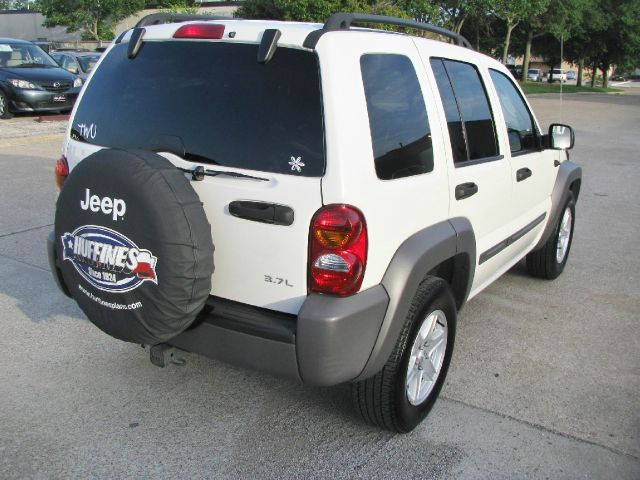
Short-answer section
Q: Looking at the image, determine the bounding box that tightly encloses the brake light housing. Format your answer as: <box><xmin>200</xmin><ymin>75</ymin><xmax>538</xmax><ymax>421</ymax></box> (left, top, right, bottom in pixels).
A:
<box><xmin>54</xmin><ymin>155</ymin><xmax>69</xmax><ymax>190</ymax></box>
<box><xmin>309</xmin><ymin>205</ymin><xmax>367</xmax><ymax>296</ymax></box>
<box><xmin>173</xmin><ymin>23</ymin><xmax>225</xmax><ymax>40</ymax></box>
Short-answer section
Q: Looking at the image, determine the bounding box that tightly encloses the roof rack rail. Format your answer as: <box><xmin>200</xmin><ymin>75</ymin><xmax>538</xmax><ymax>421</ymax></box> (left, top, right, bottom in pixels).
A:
<box><xmin>135</xmin><ymin>12</ymin><xmax>233</xmax><ymax>28</ymax></box>
<box><xmin>303</xmin><ymin>13</ymin><xmax>473</xmax><ymax>50</ymax></box>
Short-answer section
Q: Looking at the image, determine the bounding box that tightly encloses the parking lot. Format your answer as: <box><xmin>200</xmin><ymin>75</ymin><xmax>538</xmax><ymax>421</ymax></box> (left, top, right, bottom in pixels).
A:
<box><xmin>1</xmin><ymin>92</ymin><xmax>639</xmax><ymax>479</ymax></box>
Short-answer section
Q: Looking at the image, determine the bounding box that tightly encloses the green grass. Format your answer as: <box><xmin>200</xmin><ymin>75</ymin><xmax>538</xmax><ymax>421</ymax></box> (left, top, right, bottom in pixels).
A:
<box><xmin>520</xmin><ymin>82</ymin><xmax>623</xmax><ymax>94</ymax></box>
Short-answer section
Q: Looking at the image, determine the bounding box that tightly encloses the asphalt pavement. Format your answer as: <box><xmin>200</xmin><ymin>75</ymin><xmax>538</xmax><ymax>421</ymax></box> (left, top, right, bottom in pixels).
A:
<box><xmin>0</xmin><ymin>92</ymin><xmax>638</xmax><ymax>479</ymax></box>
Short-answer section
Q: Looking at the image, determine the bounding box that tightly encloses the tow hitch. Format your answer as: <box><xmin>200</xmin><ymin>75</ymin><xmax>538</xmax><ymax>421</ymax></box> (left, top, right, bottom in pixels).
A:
<box><xmin>149</xmin><ymin>344</ymin><xmax>186</xmax><ymax>368</ymax></box>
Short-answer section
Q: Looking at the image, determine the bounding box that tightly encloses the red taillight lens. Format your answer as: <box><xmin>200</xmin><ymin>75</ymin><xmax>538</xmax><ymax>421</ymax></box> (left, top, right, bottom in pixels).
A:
<box><xmin>173</xmin><ymin>23</ymin><xmax>225</xmax><ymax>39</ymax></box>
<box><xmin>54</xmin><ymin>155</ymin><xmax>69</xmax><ymax>190</ymax></box>
<box><xmin>309</xmin><ymin>205</ymin><xmax>367</xmax><ymax>296</ymax></box>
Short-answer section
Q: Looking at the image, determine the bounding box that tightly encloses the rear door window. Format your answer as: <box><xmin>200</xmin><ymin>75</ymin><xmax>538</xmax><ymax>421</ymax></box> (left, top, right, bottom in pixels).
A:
<box><xmin>72</xmin><ymin>42</ymin><xmax>325</xmax><ymax>177</ymax></box>
<box><xmin>361</xmin><ymin>54</ymin><xmax>433</xmax><ymax>180</ymax></box>
<box><xmin>430</xmin><ymin>58</ymin><xmax>499</xmax><ymax>164</ymax></box>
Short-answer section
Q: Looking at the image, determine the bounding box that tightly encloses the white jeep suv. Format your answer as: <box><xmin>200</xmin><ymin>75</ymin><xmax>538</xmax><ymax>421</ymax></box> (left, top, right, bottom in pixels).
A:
<box><xmin>48</xmin><ymin>13</ymin><xmax>581</xmax><ymax>432</ymax></box>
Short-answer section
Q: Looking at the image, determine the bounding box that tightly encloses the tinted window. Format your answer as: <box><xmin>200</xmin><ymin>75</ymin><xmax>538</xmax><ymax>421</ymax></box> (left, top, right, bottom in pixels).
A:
<box><xmin>73</xmin><ymin>42</ymin><xmax>324</xmax><ymax>177</ymax></box>
<box><xmin>430</xmin><ymin>58</ymin><xmax>498</xmax><ymax>164</ymax></box>
<box><xmin>361</xmin><ymin>54</ymin><xmax>433</xmax><ymax>180</ymax></box>
<box><xmin>77</xmin><ymin>54</ymin><xmax>101</xmax><ymax>73</ymax></box>
<box><xmin>430</xmin><ymin>59</ymin><xmax>467</xmax><ymax>163</ymax></box>
<box><xmin>489</xmin><ymin>69</ymin><xmax>538</xmax><ymax>153</ymax></box>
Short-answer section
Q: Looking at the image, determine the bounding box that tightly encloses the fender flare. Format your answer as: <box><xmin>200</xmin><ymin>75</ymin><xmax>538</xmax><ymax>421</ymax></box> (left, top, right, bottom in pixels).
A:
<box><xmin>534</xmin><ymin>160</ymin><xmax>582</xmax><ymax>250</ymax></box>
<box><xmin>355</xmin><ymin>217</ymin><xmax>475</xmax><ymax>381</ymax></box>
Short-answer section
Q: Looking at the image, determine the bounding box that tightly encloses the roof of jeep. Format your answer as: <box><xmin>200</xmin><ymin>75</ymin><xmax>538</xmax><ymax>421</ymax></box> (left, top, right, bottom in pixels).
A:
<box><xmin>117</xmin><ymin>18</ymin><xmax>476</xmax><ymax>55</ymax></box>
<box><xmin>119</xmin><ymin>20</ymin><xmax>324</xmax><ymax>49</ymax></box>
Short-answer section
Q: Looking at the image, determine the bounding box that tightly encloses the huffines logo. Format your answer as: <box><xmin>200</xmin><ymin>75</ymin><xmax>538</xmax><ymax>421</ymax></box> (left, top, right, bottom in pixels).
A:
<box><xmin>61</xmin><ymin>225</ymin><xmax>158</xmax><ymax>293</ymax></box>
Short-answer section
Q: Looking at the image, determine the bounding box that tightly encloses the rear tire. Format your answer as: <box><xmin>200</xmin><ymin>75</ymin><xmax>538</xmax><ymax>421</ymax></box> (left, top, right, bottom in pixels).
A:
<box><xmin>351</xmin><ymin>277</ymin><xmax>456</xmax><ymax>433</ymax></box>
<box><xmin>527</xmin><ymin>192</ymin><xmax>576</xmax><ymax>279</ymax></box>
<box><xmin>0</xmin><ymin>91</ymin><xmax>13</xmax><ymax>119</ymax></box>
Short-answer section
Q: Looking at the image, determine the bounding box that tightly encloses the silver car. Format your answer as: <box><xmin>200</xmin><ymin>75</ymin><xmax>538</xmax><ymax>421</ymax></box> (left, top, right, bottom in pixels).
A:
<box><xmin>51</xmin><ymin>51</ymin><xmax>102</xmax><ymax>80</ymax></box>
<box><xmin>527</xmin><ymin>68</ymin><xmax>543</xmax><ymax>82</ymax></box>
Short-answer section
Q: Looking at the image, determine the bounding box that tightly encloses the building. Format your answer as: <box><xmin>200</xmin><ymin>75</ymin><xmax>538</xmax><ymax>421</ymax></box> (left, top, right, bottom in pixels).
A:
<box><xmin>0</xmin><ymin>10</ymin><xmax>80</xmax><ymax>42</ymax></box>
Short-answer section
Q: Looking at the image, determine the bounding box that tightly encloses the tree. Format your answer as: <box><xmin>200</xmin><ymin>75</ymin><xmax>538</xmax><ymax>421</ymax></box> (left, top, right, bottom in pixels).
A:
<box><xmin>518</xmin><ymin>0</ymin><xmax>589</xmax><ymax>82</ymax></box>
<box><xmin>491</xmin><ymin>0</ymin><xmax>549</xmax><ymax>64</ymax></box>
<box><xmin>437</xmin><ymin>0</ymin><xmax>491</xmax><ymax>34</ymax></box>
<box><xmin>588</xmin><ymin>0</ymin><xmax>640</xmax><ymax>88</ymax></box>
<box><xmin>236</xmin><ymin>0</ymin><xmax>361</xmax><ymax>22</ymax></box>
<box><xmin>154</xmin><ymin>0</ymin><xmax>199</xmax><ymax>14</ymax></box>
<box><xmin>1</xmin><ymin>0</ymin><xmax>32</xmax><ymax>8</ymax></box>
<box><xmin>34</xmin><ymin>0</ymin><xmax>145</xmax><ymax>41</ymax></box>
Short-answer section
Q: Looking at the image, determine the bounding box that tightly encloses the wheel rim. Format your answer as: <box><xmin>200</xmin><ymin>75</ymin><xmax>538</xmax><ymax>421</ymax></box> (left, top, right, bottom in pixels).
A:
<box><xmin>406</xmin><ymin>309</ymin><xmax>448</xmax><ymax>406</ymax></box>
<box><xmin>0</xmin><ymin>95</ymin><xmax>5</xmax><ymax>116</ymax></box>
<box><xmin>556</xmin><ymin>207</ymin><xmax>572</xmax><ymax>263</ymax></box>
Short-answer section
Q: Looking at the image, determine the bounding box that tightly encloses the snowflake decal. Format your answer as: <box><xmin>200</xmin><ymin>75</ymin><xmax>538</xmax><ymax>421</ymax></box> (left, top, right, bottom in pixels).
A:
<box><xmin>288</xmin><ymin>156</ymin><xmax>305</xmax><ymax>173</ymax></box>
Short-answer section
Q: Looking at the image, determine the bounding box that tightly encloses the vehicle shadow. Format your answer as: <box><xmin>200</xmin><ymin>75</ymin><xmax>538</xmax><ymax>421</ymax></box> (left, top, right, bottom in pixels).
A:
<box><xmin>0</xmin><ymin>255</ymin><xmax>86</xmax><ymax>324</ymax></box>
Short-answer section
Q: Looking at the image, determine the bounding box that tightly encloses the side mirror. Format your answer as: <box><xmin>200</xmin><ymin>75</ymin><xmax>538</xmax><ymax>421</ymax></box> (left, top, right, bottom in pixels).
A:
<box><xmin>549</xmin><ymin>123</ymin><xmax>575</xmax><ymax>150</ymax></box>
<box><xmin>507</xmin><ymin>128</ymin><xmax>523</xmax><ymax>153</ymax></box>
<box><xmin>66</xmin><ymin>65</ymin><xmax>79</xmax><ymax>74</ymax></box>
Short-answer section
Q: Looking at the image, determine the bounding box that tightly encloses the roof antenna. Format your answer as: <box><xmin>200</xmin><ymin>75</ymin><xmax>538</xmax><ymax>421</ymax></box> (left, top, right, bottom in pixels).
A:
<box><xmin>559</xmin><ymin>32</ymin><xmax>564</xmax><ymax>123</ymax></box>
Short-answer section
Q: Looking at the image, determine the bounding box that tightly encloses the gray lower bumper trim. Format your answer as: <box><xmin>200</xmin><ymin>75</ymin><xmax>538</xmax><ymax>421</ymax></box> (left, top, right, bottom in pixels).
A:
<box><xmin>297</xmin><ymin>285</ymin><xmax>390</xmax><ymax>386</ymax></box>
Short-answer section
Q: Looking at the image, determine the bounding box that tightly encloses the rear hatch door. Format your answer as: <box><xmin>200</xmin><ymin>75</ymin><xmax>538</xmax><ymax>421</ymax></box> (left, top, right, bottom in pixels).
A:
<box><xmin>66</xmin><ymin>39</ymin><xmax>325</xmax><ymax>314</ymax></box>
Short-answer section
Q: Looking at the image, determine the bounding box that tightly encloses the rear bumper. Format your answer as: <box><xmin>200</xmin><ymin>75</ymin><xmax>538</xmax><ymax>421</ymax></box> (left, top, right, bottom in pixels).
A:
<box><xmin>47</xmin><ymin>230</ymin><xmax>390</xmax><ymax>386</ymax></box>
<box><xmin>170</xmin><ymin>287</ymin><xmax>389</xmax><ymax>386</ymax></box>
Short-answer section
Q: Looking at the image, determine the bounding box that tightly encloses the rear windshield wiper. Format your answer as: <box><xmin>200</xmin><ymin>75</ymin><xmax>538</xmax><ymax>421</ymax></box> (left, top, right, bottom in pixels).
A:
<box><xmin>180</xmin><ymin>165</ymin><xmax>269</xmax><ymax>182</ymax></box>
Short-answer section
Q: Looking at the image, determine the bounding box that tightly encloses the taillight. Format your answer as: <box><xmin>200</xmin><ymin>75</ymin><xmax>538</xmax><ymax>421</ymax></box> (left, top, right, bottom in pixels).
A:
<box><xmin>173</xmin><ymin>23</ymin><xmax>225</xmax><ymax>39</ymax></box>
<box><xmin>54</xmin><ymin>155</ymin><xmax>69</xmax><ymax>190</ymax></box>
<box><xmin>309</xmin><ymin>205</ymin><xmax>367</xmax><ymax>296</ymax></box>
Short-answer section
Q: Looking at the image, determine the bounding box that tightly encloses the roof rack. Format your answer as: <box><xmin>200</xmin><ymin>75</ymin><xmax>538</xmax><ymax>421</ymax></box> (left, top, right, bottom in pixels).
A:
<box><xmin>303</xmin><ymin>13</ymin><xmax>473</xmax><ymax>50</ymax></box>
<box><xmin>135</xmin><ymin>12</ymin><xmax>233</xmax><ymax>28</ymax></box>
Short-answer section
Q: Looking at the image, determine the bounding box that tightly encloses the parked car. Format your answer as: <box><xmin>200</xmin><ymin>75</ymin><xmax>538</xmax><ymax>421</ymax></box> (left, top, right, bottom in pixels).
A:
<box><xmin>505</xmin><ymin>64</ymin><xmax>522</xmax><ymax>79</ymax></box>
<box><xmin>566</xmin><ymin>70</ymin><xmax>576</xmax><ymax>80</ymax></box>
<box><xmin>48</xmin><ymin>13</ymin><xmax>580</xmax><ymax>433</ymax></box>
<box><xmin>31</xmin><ymin>41</ymin><xmax>60</xmax><ymax>53</ymax></box>
<box><xmin>550</xmin><ymin>68</ymin><xmax>567</xmax><ymax>82</ymax></box>
<box><xmin>527</xmin><ymin>68</ymin><xmax>543</xmax><ymax>82</ymax></box>
<box><xmin>51</xmin><ymin>50</ymin><xmax>102</xmax><ymax>80</ymax></box>
<box><xmin>0</xmin><ymin>38</ymin><xmax>83</xmax><ymax>119</ymax></box>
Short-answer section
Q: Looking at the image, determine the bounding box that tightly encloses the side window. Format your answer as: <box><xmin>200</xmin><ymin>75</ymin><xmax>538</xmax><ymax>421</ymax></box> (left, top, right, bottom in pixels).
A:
<box><xmin>361</xmin><ymin>54</ymin><xmax>433</xmax><ymax>180</ymax></box>
<box><xmin>430</xmin><ymin>59</ymin><xmax>467</xmax><ymax>163</ymax></box>
<box><xmin>489</xmin><ymin>69</ymin><xmax>538</xmax><ymax>154</ymax></box>
<box><xmin>430</xmin><ymin>58</ymin><xmax>499</xmax><ymax>164</ymax></box>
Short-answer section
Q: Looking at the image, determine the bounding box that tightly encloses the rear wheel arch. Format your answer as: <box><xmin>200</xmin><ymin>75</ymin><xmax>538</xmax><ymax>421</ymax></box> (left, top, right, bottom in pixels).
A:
<box><xmin>354</xmin><ymin>218</ymin><xmax>475</xmax><ymax>381</ymax></box>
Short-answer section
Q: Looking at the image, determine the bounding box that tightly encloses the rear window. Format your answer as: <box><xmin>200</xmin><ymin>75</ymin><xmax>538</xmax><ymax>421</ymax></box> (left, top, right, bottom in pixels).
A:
<box><xmin>72</xmin><ymin>41</ymin><xmax>325</xmax><ymax>177</ymax></box>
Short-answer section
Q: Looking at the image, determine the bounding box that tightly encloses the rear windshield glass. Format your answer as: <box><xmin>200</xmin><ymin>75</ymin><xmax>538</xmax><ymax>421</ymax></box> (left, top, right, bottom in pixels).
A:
<box><xmin>72</xmin><ymin>41</ymin><xmax>325</xmax><ymax>177</ymax></box>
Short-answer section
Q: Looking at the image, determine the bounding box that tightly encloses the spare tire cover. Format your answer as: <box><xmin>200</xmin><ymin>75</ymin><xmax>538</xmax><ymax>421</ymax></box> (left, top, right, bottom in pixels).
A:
<box><xmin>55</xmin><ymin>149</ymin><xmax>214</xmax><ymax>345</ymax></box>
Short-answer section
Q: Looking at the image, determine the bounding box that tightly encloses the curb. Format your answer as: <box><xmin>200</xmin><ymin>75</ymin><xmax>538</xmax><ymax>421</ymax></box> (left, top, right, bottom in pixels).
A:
<box><xmin>37</xmin><ymin>114</ymin><xmax>71</xmax><ymax>123</ymax></box>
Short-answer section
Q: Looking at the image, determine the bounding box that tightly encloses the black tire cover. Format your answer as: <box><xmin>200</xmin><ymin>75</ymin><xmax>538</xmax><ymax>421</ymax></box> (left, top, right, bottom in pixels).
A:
<box><xmin>54</xmin><ymin>149</ymin><xmax>214</xmax><ymax>345</ymax></box>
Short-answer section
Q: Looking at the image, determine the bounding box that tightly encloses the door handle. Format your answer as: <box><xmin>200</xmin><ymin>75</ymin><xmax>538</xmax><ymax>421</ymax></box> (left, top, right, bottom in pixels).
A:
<box><xmin>229</xmin><ymin>201</ymin><xmax>294</xmax><ymax>226</ymax></box>
<box><xmin>455</xmin><ymin>182</ymin><xmax>478</xmax><ymax>200</ymax></box>
<box><xmin>516</xmin><ymin>167</ymin><xmax>532</xmax><ymax>182</ymax></box>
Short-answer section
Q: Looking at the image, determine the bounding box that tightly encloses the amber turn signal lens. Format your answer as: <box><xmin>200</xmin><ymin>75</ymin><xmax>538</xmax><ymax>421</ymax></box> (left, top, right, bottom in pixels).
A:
<box><xmin>54</xmin><ymin>155</ymin><xmax>69</xmax><ymax>190</ymax></box>
<box><xmin>314</xmin><ymin>228</ymin><xmax>352</xmax><ymax>248</ymax></box>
